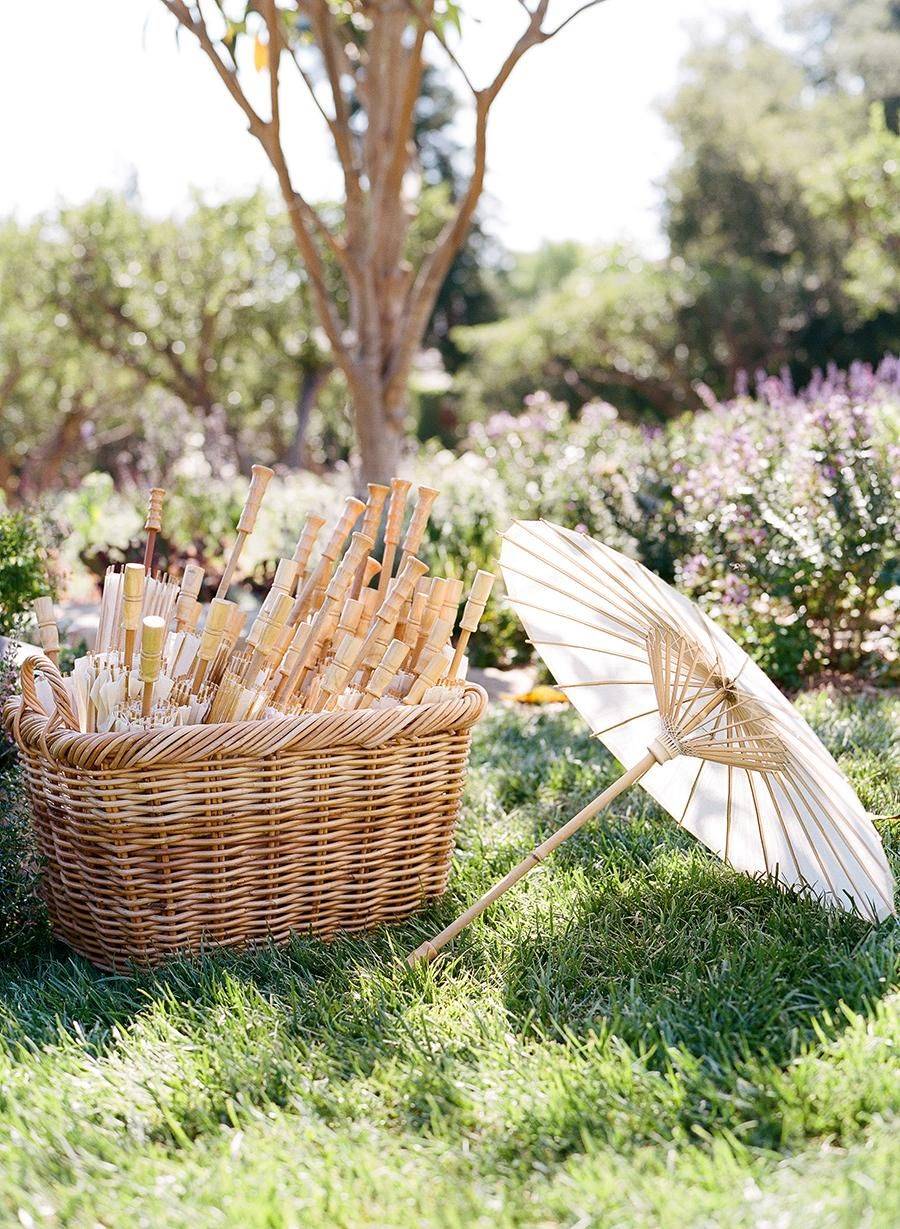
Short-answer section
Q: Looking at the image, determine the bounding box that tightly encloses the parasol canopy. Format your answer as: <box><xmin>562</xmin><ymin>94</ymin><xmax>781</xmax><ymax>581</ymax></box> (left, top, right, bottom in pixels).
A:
<box><xmin>408</xmin><ymin>519</ymin><xmax>894</xmax><ymax>964</ymax></box>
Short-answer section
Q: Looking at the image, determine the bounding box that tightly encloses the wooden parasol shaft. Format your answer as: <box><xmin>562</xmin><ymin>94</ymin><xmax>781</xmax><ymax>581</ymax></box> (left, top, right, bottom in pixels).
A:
<box><xmin>142</xmin><ymin>487</ymin><xmax>166</xmax><ymax>574</ymax></box>
<box><xmin>352</xmin><ymin>484</ymin><xmax>390</xmax><ymax>597</ymax></box>
<box><xmin>449</xmin><ymin>570</ymin><xmax>495</xmax><ymax>678</ymax></box>
<box><xmin>216</xmin><ymin>465</ymin><xmax>274</xmax><ymax>599</ymax></box>
<box><xmin>33</xmin><ymin>597</ymin><xmax>60</xmax><ymax>665</ymax></box>
<box><xmin>289</xmin><ymin>496</ymin><xmax>365</xmax><ymax>626</ymax></box>
<box><xmin>376</xmin><ymin>478</ymin><xmax>411</xmax><ymax>602</ymax></box>
<box><xmin>407</xmin><ymin>750</ymin><xmax>658</xmax><ymax>965</ymax></box>
<box><xmin>217</xmin><ymin>534</ymin><xmax>248</xmax><ymax>600</ymax></box>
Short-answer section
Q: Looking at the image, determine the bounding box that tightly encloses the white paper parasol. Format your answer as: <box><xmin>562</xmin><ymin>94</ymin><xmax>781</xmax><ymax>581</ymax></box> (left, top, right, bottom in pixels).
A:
<box><xmin>409</xmin><ymin>520</ymin><xmax>894</xmax><ymax>964</ymax></box>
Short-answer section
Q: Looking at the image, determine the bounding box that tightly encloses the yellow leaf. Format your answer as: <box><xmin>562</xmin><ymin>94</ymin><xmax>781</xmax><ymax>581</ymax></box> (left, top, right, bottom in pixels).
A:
<box><xmin>513</xmin><ymin>685</ymin><xmax>568</xmax><ymax>706</ymax></box>
<box><xmin>254</xmin><ymin>34</ymin><xmax>269</xmax><ymax>72</ymax></box>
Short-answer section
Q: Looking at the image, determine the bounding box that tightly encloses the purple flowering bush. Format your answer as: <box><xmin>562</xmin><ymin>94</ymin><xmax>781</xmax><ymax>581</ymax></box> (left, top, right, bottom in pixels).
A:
<box><xmin>670</xmin><ymin>359</ymin><xmax>900</xmax><ymax>684</ymax></box>
<box><xmin>465</xmin><ymin>393</ymin><xmax>679</xmax><ymax>576</ymax></box>
<box><xmin>463</xmin><ymin>359</ymin><xmax>900</xmax><ymax>686</ymax></box>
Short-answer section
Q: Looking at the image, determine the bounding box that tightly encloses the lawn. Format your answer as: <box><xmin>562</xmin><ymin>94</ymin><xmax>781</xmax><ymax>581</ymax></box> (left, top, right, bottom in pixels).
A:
<box><xmin>0</xmin><ymin>689</ymin><xmax>898</xmax><ymax>1228</ymax></box>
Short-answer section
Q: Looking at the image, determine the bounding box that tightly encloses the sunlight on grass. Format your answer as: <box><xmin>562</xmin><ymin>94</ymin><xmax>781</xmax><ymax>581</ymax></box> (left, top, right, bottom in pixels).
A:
<box><xmin>0</xmin><ymin>690</ymin><xmax>897</xmax><ymax>1226</ymax></box>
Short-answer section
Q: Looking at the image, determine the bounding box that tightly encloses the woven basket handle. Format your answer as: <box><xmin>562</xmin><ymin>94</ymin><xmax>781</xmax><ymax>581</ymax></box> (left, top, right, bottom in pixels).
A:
<box><xmin>20</xmin><ymin>653</ymin><xmax>79</xmax><ymax>732</ymax></box>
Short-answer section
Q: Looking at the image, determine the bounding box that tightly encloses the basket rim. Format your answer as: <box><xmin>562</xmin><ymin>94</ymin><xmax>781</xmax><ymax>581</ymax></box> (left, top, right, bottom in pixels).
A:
<box><xmin>5</xmin><ymin>667</ymin><xmax>487</xmax><ymax>772</ymax></box>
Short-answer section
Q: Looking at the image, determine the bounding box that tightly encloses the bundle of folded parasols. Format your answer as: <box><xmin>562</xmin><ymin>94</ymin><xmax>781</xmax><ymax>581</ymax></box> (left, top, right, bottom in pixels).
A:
<box><xmin>30</xmin><ymin>467</ymin><xmax>494</xmax><ymax>734</ymax></box>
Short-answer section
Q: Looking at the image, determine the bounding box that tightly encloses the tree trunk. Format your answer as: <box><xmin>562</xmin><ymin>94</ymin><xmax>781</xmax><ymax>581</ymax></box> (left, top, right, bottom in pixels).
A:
<box><xmin>352</xmin><ymin>382</ymin><xmax>405</xmax><ymax>485</ymax></box>
<box><xmin>160</xmin><ymin>0</ymin><xmax>607</xmax><ymax>476</ymax></box>
<box><xmin>18</xmin><ymin>405</ymin><xmax>89</xmax><ymax>499</ymax></box>
<box><xmin>285</xmin><ymin>365</ymin><xmax>329</xmax><ymax>470</ymax></box>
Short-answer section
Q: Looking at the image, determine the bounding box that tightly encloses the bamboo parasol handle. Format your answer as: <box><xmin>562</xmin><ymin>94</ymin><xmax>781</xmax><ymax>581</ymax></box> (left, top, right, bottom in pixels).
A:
<box><xmin>292</xmin><ymin>513</ymin><xmax>327</xmax><ymax>577</ymax></box>
<box><xmin>33</xmin><ymin>597</ymin><xmax>60</xmax><ymax>666</ymax></box>
<box><xmin>143</xmin><ymin>487</ymin><xmax>166</xmax><ymax>573</ymax></box>
<box><xmin>216</xmin><ymin>465</ymin><xmax>274</xmax><ymax>599</ymax></box>
<box><xmin>406</xmin><ymin>750</ymin><xmax>658</xmax><ymax>965</ymax></box>
<box><xmin>376</xmin><ymin>479</ymin><xmax>411</xmax><ymax>601</ymax></box>
<box><xmin>353</xmin><ymin>484</ymin><xmax>390</xmax><ymax>596</ymax></box>
<box><xmin>400</xmin><ymin>486</ymin><xmax>439</xmax><ymax>564</ymax></box>
<box><xmin>122</xmin><ymin>562</ymin><xmax>145</xmax><ymax>670</ymax></box>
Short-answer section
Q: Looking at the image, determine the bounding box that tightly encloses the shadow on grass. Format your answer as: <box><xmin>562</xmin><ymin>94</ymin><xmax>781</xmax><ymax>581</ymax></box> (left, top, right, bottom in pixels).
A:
<box><xmin>1</xmin><ymin>700</ymin><xmax>896</xmax><ymax>1104</ymax></box>
<box><xmin>495</xmin><ymin>852</ymin><xmax>898</xmax><ymax>1068</ymax></box>
<box><xmin>1</xmin><ymin>809</ymin><xmax>896</xmax><ymax>1077</ymax></box>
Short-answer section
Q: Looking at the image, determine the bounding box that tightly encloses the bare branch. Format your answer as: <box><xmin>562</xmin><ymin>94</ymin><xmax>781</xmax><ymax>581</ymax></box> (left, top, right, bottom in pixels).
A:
<box><xmin>309</xmin><ymin>1</ymin><xmax>354</xmax><ymax>143</ymax></box>
<box><xmin>160</xmin><ymin>0</ymin><xmax>267</xmax><ymax>138</ymax></box>
<box><xmin>388</xmin><ymin>0</ymin><xmax>607</xmax><ymax>400</ymax></box>
<box><xmin>302</xmin><ymin>2</ymin><xmax>364</xmax><ymax>218</ymax></box>
<box><xmin>381</xmin><ymin>9</ymin><xmax>429</xmax><ymax>225</ymax></box>
<box><xmin>285</xmin><ymin>44</ymin><xmax>337</xmax><ymax>131</ymax></box>
<box><xmin>404</xmin><ymin>0</ymin><xmax>476</xmax><ymax>97</ymax></box>
<box><xmin>159</xmin><ymin>0</ymin><xmax>354</xmax><ymax>361</ymax></box>
<box><xmin>263</xmin><ymin>0</ymin><xmax>280</xmax><ymax>133</ymax></box>
<box><xmin>543</xmin><ymin>0</ymin><xmax>608</xmax><ymax>40</ymax></box>
<box><xmin>482</xmin><ymin>0</ymin><xmax>549</xmax><ymax>105</ymax></box>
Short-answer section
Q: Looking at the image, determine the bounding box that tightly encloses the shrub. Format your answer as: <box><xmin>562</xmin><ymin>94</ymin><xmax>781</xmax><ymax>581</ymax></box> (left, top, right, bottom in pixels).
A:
<box><xmin>464</xmin><ymin>394</ymin><xmax>680</xmax><ymax>576</ymax></box>
<box><xmin>670</xmin><ymin>361</ymin><xmax>900</xmax><ymax>685</ymax></box>
<box><xmin>462</xmin><ymin>359</ymin><xmax>900</xmax><ymax>686</ymax></box>
<box><xmin>415</xmin><ymin>400</ymin><xmax>678</xmax><ymax>665</ymax></box>
<box><xmin>413</xmin><ymin>449</ymin><xmax>523</xmax><ymax>663</ymax></box>
<box><xmin>49</xmin><ymin>465</ymin><xmax>348</xmax><ymax>590</ymax></box>
<box><xmin>0</xmin><ymin>511</ymin><xmax>55</xmax><ymax>636</ymax></box>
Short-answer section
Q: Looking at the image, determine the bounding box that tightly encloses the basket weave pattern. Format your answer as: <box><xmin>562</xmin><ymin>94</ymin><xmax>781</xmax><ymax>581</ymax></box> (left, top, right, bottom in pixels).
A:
<box><xmin>6</xmin><ymin>656</ymin><xmax>486</xmax><ymax>971</ymax></box>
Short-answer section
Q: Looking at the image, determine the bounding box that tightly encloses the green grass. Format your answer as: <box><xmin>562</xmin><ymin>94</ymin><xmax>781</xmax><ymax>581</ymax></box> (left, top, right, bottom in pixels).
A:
<box><xmin>0</xmin><ymin>688</ymin><xmax>897</xmax><ymax>1227</ymax></box>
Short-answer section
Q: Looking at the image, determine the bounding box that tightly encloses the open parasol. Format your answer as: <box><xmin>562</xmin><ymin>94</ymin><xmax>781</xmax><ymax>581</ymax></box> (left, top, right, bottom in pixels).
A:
<box><xmin>408</xmin><ymin>519</ymin><xmax>895</xmax><ymax>963</ymax></box>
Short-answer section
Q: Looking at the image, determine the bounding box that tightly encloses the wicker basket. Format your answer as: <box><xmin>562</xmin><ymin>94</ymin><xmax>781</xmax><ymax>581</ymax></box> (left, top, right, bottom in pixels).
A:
<box><xmin>5</xmin><ymin>655</ymin><xmax>487</xmax><ymax>971</ymax></box>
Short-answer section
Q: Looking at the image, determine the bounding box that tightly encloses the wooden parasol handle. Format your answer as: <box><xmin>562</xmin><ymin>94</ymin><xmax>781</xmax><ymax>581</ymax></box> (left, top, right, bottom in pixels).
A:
<box><xmin>216</xmin><ymin>465</ymin><xmax>275</xmax><ymax>599</ymax></box>
<box><xmin>403</xmin><ymin>644</ymin><xmax>451</xmax><ymax>705</ymax></box>
<box><xmin>192</xmin><ymin>597</ymin><xmax>232</xmax><ymax>687</ymax></box>
<box><xmin>289</xmin><ymin>497</ymin><xmax>365</xmax><ymax>625</ymax></box>
<box><xmin>407</xmin><ymin>751</ymin><xmax>658</xmax><ymax>965</ymax></box>
<box><xmin>400</xmin><ymin>485</ymin><xmax>439</xmax><ymax>563</ymax></box>
<box><xmin>237</xmin><ymin>464</ymin><xmax>275</xmax><ymax>534</ymax></box>
<box><xmin>143</xmin><ymin>487</ymin><xmax>166</xmax><ymax>573</ymax></box>
<box><xmin>356</xmin><ymin>638</ymin><xmax>409</xmax><ymax>708</ymax></box>
<box><xmin>174</xmin><ymin>562</ymin><xmax>204</xmax><ymax>631</ymax></box>
<box><xmin>139</xmin><ymin>616</ymin><xmax>165</xmax><ymax>717</ymax></box>
<box><xmin>33</xmin><ymin>597</ymin><xmax>60</xmax><ymax>665</ymax></box>
<box><xmin>353</xmin><ymin>484</ymin><xmax>390</xmax><ymax>596</ymax></box>
<box><xmin>360</xmin><ymin>483</ymin><xmax>391</xmax><ymax>542</ymax></box>
<box><xmin>449</xmin><ymin>570</ymin><xmax>495</xmax><ymax>678</ymax></box>
<box><xmin>376</xmin><ymin>479</ymin><xmax>411</xmax><ymax>601</ymax></box>
<box><xmin>292</xmin><ymin>513</ymin><xmax>327</xmax><ymax>578</ymax></box>
<box><xmin>122</xmin><ymin>562</ymin><xmax>145</xmax><ymax>670</ymax></box>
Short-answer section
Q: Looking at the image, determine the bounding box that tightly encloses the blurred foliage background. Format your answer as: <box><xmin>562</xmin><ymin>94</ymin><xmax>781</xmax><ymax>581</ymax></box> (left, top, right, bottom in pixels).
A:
<box><xmin>1</xmin><ymin>0</ymin><xmax>898</xmax><ymax>689</ymax></box>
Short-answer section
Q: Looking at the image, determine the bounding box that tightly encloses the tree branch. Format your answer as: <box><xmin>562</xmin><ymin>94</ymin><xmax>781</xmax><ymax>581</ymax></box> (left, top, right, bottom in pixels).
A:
<box><xmin>404</xmin><ymin>0</ymin><xmax>475</xmax><ymax>97</ymax></box>
<box><xmin>386</xmin><ymin>0</ymin><xmax>609</xmax><ymax>400</ymax></box>
<box><xmin>543</xmin><ymin>0</ymin><xmax>608</xmax><ymax>40</ymax></box>
<box><xmin>159</xmin><ymin>0</ymin><xmax>355</xmax><ymax>371</ymax></box>
<box><xmin>288</xmin><ymin>3</ymin><xmax>363</xmax><ymax>202</ymax></box>
<box><xmin>160</xmin><ymin>0</ymin><xmax>268</xmax><ymax>138</ymax></box>
<box><xmin>308</xmin><ymin>1</ymin><xmax>355</xmax><ymax>152</ymax></box>
<box><xmin>263</xmin><ymin>0</ymin><xmax>280</xmax><ymax>133</ymax></box>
